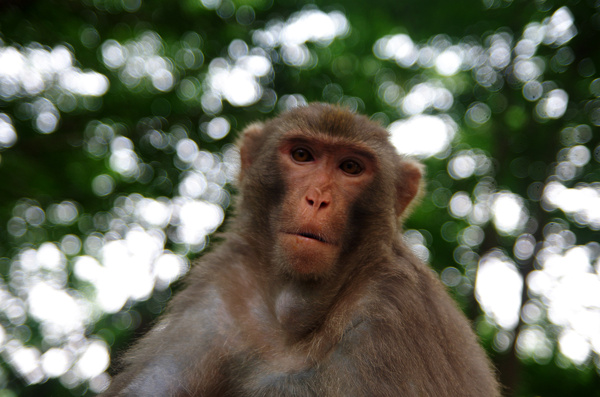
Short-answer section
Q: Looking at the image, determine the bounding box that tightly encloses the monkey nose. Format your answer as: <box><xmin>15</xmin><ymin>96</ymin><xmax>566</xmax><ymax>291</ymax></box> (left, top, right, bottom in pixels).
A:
<box><xmin>305</xmin><ymin>188</ymin><xmax>330</xmax><ymax>210</ymax></box>
<box><xmin>306</xmin><ymin>197</ymin><xmax>329</xmax><ymax>209</ymax></box>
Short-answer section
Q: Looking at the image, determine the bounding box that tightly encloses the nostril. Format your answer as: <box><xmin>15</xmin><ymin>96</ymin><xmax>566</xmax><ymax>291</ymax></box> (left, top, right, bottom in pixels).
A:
<box><xmin>306</xmin><ymin>197</ymin><xmax>329</xmax><ymax>209</ymax></box>
<box><xmin>306</xmin><ymin>190</ymin><xmax>330</xmax><ymax>209</ymax></box>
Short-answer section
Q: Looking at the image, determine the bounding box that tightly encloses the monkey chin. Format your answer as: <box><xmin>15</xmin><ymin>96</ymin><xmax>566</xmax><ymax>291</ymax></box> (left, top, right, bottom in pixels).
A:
<box><xmin>278</xmin><ymin>233</ymin><xmax>339</xmax><ymax>278</ymax></box>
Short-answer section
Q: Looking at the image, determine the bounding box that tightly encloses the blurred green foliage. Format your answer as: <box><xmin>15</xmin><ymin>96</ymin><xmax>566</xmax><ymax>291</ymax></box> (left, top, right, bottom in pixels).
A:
<box><xmin>0</xmin><ymin>0</ymin><xmax>599</xmax><ymax>396</ymax></box>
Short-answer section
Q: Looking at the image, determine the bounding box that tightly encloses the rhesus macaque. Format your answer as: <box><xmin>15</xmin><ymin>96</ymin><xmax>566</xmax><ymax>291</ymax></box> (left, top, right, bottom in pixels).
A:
<box><xmin>103</xmin><ymin>103</ymin><xmax>500</xmax><ymax>396</ymax></box>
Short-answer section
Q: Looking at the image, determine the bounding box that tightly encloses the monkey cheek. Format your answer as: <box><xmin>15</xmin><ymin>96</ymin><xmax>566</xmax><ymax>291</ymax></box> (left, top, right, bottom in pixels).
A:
<box><xmin>278</xmin><ymin>234</ymin><xmax>339</xmax><ymax>276</ymax></box>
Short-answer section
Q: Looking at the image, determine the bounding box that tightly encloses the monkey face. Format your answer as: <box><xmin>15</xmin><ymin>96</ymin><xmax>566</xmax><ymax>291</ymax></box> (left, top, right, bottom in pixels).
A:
<box><xmin>272</xmin><ymin>131</ymin><xmax>376</xmax><ymax>278</ymax></box>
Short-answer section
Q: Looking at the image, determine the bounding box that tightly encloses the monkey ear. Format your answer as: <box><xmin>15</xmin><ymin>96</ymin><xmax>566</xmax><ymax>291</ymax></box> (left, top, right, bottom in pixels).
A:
<box><xmin>395</xmin><ymin>160</ymin><xmax>424</xmax><ymax>217</ymax></box>
<box><xmin>237</xmin><ymin>122</ymin><xmax>265</xmax><ymax>182</ymax></box>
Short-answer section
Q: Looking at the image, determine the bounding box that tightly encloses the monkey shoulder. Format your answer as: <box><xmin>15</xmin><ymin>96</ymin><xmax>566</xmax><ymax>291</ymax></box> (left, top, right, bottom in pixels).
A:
<box><xmin>352</xmin><ymin>258</ymin><xmax>501</xmax><ymax>396</ymax></box>
<box><xmin>106</xmin><ymin>260</ymin><xmax>266</xmax><ymax>395</ymax></box>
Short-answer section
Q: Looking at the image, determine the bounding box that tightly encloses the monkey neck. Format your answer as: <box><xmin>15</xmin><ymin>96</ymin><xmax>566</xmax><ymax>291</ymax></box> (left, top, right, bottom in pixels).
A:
<box><xmin>231</xmin><ymin>226</ymin><xmax>391</xmax><ymax>339</ymax></box>
<box><xmin>272</xmin><ymin>279</ymin><xmax>338</xmax><ymax>339</ymax></box>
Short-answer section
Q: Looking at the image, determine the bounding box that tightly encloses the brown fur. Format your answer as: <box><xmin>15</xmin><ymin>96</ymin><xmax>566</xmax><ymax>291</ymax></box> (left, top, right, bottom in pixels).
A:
<box><xmin>103</xmin><ymin>103</ymin><xmax>500</xmax><ymax>396</ymax></box>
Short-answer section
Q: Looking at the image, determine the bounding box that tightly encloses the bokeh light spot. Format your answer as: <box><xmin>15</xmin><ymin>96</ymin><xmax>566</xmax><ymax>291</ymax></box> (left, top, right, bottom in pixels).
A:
<box><xmin>0</xmin><ymin>113</ymin><xmax>17</xmax><ymax>148</ymax></box>
<box><xmin>207</xmin><ymin>117</ymin><xmax>230</xmax><ymax>140</ymax></box>
<box><xmin>92</xmin><ymin>174</ymin><xmax>116</xmax><ymax>197</ymax></box>
<box><xmin>389</xmin><ymin>114</ymin><xmax>456</xmax><ymax>158</ymax></box>
<box><xmin>492</xmin><ymin>192</ymin><xmax>527</xmax><ymax>235</ymax></box>
<box><xmin>476</xmin><ymin>252</ymin><xmax>523</xmax><ymax>330</ymax></box>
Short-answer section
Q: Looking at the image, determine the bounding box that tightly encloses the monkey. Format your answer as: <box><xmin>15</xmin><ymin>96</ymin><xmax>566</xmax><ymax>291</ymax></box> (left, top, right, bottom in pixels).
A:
<box><xmin>102</xmin><ymin>103</ymin><xmax>501</xmax><ymax>396</ymax></box>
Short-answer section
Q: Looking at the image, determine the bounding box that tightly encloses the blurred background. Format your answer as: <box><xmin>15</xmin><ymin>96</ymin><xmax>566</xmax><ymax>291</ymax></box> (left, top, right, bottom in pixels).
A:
<box><xmin>0</xmin><ymin>0</ymin><xmax>598</xmax><ymax>395</ymax></box>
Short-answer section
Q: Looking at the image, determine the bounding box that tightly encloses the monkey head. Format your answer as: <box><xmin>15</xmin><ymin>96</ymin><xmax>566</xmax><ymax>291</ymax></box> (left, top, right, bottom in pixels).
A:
<box><xmin>236</xmin><ymin>103</ymin><xmax>423</xmax><ymax>280</ymax></box>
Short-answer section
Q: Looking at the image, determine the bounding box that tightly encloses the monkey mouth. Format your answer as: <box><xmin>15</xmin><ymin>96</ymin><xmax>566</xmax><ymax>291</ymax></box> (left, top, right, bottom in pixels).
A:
<box><xmin>283</xmin><ymin>231</ymin><xmax>329</xmax><ymax>244</ymax></box>
<box><xmin>297</xmin><ymin>232</ymin><xmax>326</xmax><ymax>243</ymax></box>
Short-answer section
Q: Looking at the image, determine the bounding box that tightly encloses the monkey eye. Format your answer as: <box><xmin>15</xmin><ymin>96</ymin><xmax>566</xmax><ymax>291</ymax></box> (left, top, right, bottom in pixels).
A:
<box><xmin>340</xmin><ymin>160</ymin><xmax>363</xmax><ymax>175</ymax></box>
<box><xmin>291</xmin><ymin>148</ymin><xmax>314</xmax><ymax>162</ymax></box>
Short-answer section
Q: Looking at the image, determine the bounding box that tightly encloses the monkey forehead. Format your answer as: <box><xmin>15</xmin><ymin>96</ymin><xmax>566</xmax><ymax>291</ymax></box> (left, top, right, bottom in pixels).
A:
<box><xmin>273</xmin><ymin>103</ymin><xmax>391</xmax><ymax>142</ymax></box>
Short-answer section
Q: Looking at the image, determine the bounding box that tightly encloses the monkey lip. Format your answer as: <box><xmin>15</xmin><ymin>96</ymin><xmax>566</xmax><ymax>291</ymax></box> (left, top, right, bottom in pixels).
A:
<box><xmin>297</xmin><ymin>232</ymin><xmax>326</xmax><ymax>242</ymax></box>
<box><xmin>283</xmin><ymin>231</ymin><xmax>331</xmax><ymax>244</ymax></box>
